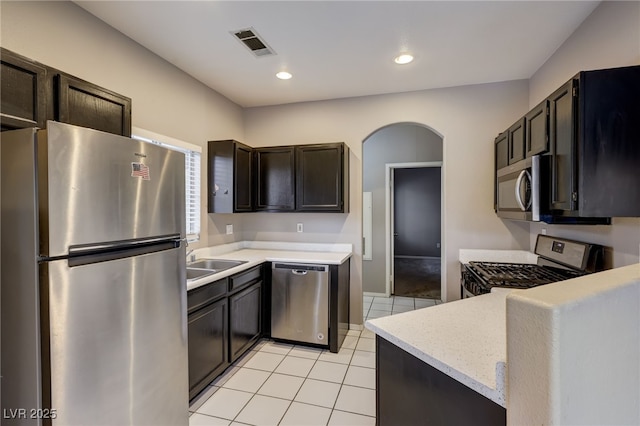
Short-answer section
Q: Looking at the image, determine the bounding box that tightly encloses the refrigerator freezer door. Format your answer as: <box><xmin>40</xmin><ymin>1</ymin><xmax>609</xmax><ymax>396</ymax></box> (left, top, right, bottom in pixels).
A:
<box><xmin>39</xmin><ymin>122</ymin><xmax>185</xmax><ymax>257</ymax></box>
<box><xmin>44</xmin><ymin>247</ymin><xmax>188</xmax><ymax>425</ymax></box>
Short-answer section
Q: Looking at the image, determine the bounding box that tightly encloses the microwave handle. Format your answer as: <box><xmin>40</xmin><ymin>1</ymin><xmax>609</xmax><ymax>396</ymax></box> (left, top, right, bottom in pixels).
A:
<box><xmin>514</xmin><ymin>170</ymin><xmax>531</xmax><ymax>211</ymax></box>
<box><xmin>531</xmin><ymin>155</ymin><xmax>541</xmax><ymax>221</ymax></box>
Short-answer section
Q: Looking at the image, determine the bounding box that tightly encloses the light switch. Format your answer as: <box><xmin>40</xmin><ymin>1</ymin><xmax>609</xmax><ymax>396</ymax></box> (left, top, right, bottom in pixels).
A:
<box><xmin>226</xmin><ymin>224</ymin><xmax>233</xmax><ymax>235</ymax></box>
<box><xmin>297</xmin><ymin>223</ymin><xmax>303</xmax><ymax>233</ymax></box>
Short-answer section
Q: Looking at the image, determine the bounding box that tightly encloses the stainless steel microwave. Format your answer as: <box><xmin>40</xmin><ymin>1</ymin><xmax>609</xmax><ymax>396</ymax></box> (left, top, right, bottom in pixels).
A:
<box><xmin>495</xmin><ymin>155</ymin><xmax>541</xmax><ymax>221</ymax></box>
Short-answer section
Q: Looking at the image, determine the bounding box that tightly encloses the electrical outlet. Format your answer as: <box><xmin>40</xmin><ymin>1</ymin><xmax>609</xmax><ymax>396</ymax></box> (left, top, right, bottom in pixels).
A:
<box><xmin>297</xmin><ymin>223</ymin><xmax>303</xmax><ymax>233</ymax></box>
<box><xmin>542</xmin><ymin>228</ymin><xmax>547</xmax><ymax>235</ymax></box>
<box><xmin>226</xmin><ymin>224</ymin><xmax>233</xmax><ymax>235</ymax></box>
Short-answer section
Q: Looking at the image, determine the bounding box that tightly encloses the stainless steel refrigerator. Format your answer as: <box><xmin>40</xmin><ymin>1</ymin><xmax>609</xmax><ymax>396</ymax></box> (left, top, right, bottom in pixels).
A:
<box><xmin>1</xmin><ymin>122</ymin><xmax>189</xmax><ymax>425</ymax></box>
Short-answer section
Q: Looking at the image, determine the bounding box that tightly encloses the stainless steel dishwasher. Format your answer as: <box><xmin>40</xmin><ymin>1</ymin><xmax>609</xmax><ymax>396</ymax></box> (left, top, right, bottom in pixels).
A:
<box><xmin>271</xmin><ymin>263</ymin><xmax>329</xmax><ymax>345</ymax></box>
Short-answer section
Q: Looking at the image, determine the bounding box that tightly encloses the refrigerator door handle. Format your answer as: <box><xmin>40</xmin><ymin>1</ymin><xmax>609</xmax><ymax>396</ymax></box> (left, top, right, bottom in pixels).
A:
<box><xmin>68</xmin><ymin>234</ymin><xmax>182</xmax><ymax>256</ymax></box>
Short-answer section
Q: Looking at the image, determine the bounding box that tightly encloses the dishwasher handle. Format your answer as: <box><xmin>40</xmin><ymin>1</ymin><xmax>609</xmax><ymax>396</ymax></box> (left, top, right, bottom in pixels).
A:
<box><xmin>272</xmin><ymin>263</ymin><xmax>329</xmax><ymax>273</ymax></box>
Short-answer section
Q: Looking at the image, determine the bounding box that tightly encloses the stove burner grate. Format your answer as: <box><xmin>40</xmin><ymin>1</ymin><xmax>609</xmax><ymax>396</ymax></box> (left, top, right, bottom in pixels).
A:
<box><xmin>467</xmin><ymin>262</ymin><xmax>585</xmax><ymax>289</ymax></box>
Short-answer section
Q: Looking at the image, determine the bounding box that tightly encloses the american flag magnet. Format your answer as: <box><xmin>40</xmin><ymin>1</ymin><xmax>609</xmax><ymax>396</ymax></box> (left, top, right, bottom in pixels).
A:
<box><xmin>131</xmin><ymin>162</ymin><xmax>150</xmax><ymax>180</ymax></box>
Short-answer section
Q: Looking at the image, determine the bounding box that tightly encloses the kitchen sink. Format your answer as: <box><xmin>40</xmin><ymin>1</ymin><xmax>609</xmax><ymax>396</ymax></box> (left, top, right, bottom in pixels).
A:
<box><xmin>186</xmin><ymin>268</ymin><xmax>215</xmax><ymax>281</ymax></box>
<box><xmin>188</xmin><ymin>258</ymin><xmax>247</xmax><ymax>271</ymax></box>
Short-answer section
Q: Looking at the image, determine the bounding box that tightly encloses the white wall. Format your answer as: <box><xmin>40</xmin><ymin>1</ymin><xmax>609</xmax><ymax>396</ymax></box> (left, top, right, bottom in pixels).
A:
<box><xmin>362</xmin><ymin>124</ymin><xmax>443</xmax><ymax>294</ymax></box>
<box><xmin>244</xmin><ymin>81</ymin><xmax>532</xmax><ymax>321</ymax></box>
<box><xmin>0</xmin><ymin>0</ymin><xmax>246</xmax><ymax>250</ymax></box>
<box><xmin>528</xmin><ymin>1</ymin><xmax>640</xmax><ymax>268</ymax></box>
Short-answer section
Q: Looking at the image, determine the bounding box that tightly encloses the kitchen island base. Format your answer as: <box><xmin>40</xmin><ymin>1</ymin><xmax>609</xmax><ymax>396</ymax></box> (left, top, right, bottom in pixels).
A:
<box><xmin>376</xmin><ymin>336</ymin><xmax>506</xmax><ymax>426</ymax></box>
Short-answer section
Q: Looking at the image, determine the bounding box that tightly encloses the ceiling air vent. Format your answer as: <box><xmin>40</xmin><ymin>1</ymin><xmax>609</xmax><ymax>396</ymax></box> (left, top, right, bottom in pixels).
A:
<box><xmin>232</xmin><ymin>27</ymin><xmax>276</xmax><ymax>57</ymax></box>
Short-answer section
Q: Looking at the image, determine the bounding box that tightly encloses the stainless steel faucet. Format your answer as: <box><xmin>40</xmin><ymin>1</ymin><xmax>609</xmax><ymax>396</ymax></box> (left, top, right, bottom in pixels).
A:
<box><xmin>186</xmin><ymin>248</ymin><xmax>195</xmax><ymax>262</ymax></box>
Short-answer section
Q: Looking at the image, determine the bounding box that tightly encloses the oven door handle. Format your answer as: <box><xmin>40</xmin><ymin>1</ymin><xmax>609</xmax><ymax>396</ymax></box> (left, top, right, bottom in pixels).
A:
<box><xmin>514</xmin><ymin>170</ymin><xmax>531</xmax><ymax>211</ymax></box>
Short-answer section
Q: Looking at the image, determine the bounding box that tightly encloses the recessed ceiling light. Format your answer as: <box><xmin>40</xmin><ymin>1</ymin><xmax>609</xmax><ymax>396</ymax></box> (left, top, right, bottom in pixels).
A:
<box><xmin>394</xmin><ymin>54</ymin><xmax>414</xmax><ymax>65</ymax></box>
<box><xmin>276</xmin><ymin>71</ymin><xmax>292</xmax><ymax>80</ymax></box>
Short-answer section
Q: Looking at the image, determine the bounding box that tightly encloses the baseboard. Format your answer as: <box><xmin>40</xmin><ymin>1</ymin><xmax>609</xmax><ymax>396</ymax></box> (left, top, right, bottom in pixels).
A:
<box><xmin>363</xmin><ymin>291</ymin><xmax>389</xmax><ymax>298</ymax></box>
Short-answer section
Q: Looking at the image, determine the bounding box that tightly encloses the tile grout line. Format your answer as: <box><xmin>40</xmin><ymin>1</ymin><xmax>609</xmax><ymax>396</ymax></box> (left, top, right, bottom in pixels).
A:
<box><xmin>228</xmin><ymin>342</ymin><xmax>293</xmax><ymax>425</ymax></box>
<box><xmin>197</xmin><ymin>297</ymin><xmax>442</xmax><ymax>424</ymax></box>
<box><xmin>328</xmin><ymin>331</ymin><xmax>378</xmax><ymax>420</ymax></box>
<box><xmin>275</xmin><ymin>344</ymin><xmax>324</xmax><ymax>425</ymax></box>
<box><xmin>256</xmin><ymin>343</ymin><xmax>300</xmax><ymax>426</ymax></box>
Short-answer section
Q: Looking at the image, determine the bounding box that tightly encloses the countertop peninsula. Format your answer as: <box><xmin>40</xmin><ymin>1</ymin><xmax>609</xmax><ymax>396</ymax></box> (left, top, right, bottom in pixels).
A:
<box><xmin>366</xmin><ymin>259</ymin><xmax>640</xmax><ymax>423</ymax></box>
<box><xmin>366</xmin><ymin>289</ymin><xmax>512</xmax><ymax>407</ymax></box>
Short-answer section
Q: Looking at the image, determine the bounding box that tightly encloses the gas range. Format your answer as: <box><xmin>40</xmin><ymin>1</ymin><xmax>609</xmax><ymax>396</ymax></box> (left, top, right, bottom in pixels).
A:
<box><xmin>461</xmin><ymin>235</ymin><xmax>604</xmax><ymax>297</ymax></box>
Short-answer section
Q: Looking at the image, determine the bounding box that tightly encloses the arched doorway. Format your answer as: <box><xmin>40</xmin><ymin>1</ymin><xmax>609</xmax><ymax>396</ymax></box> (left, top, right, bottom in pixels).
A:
<box><xmin>362</xmin><ymin>122</ymin><xmax>443</xmax><ymax>302</ymax></box>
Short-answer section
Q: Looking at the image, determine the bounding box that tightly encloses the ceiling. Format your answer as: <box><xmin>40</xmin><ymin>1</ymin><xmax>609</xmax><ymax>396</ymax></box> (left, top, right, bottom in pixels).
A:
<box><xmin>75</xmin><ymin>1</ymin><xmax>600</xmax><ymax>108</ymax></box>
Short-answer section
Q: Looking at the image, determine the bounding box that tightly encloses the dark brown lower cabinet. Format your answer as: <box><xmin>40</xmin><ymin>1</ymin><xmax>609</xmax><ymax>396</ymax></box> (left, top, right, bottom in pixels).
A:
<box><xmin>229</xmin><ymin>281</ymin><xmax>262</xmax><ymax>363</ymax></box>
<box><xmin>188</xmin><ymin>266</ymin><xmax>265</xmax><ymax>401</ymax></box>
<box><xmin>377</xmin><ymin>336</ymin><xmax>506</xmax><ymax>426</ymax></box>
<box><xmin>188</xmin><ymin>297</ymin><xmax>228</xmax><ymax>400</ymax></box>
<box><xmin>329</xmin><ymin>259</ymin><xmax>350</xmax><ymax>353</ymax></box>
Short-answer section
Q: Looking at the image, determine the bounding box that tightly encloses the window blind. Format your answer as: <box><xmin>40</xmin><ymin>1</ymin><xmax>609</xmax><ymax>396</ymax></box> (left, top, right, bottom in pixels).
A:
<box><xmin>184</xmin><ymin>149</ymin><xmax>201</xmax><ymax>241</ymax></box>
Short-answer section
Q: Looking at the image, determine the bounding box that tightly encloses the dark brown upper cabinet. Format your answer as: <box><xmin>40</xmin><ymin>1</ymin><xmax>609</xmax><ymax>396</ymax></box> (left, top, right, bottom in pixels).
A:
<box><xmin>1</xmin><ymin>48</ymin><xmax>48</xmax><ymax>131</ymax></box>
<box><xmin>211</xmin><ymin>141</ymin><xmax>350</xmax><ymax>214</ymax></box>
<box><xmin>296</xmin><ymin>143</ymin><xmax>349</xmax><ymax>212</ymax></box>
<box><xmin>507</xmin><ymin>118</ymin><xmax>525</xmax><ymax>164</ymax></box>
<box><xmin>547</xmin><ymin>79</ymin><xmax>577</xmax><ymax>213</ymax></box>
<box><xmin>1</xmin><ymin>48</ymin><xmax>131</xmax><ymax>137</ymax></box>
<box><xmin>208</xmin><ymin>140</ymin><xmax>254</xmax><ymax>213</ymax></box>
<box><xmin>56</xmin><ymin>73</ymin><xmax>131</xmax><ymax>137</ymax></box>
<box><xmin>494</xmin><ymin>132</ymin><xmax>508</xmax><ymax>170</ymax></box>
<box><xmin>494</xmin><ymin>119</ymin><xmax>524</xmax><ymax>173</ymax></box>
<box><xmin>525</xmin><ymin>99</ymin><xmax>549</xmax><ymax>158</ymax></box>
<box><xmin>494</xmin><ymin>64</ymin><xmax>640</xmax><ymax>223</ymax></box>
<box><xmin>255</xmin><ymin>146</ymin><xmax>296</xmax><ymax>212</ymax></box>
<box><xmin>547</xmin><ymin>66</ymin><xmax>640</xmax><ymax>219</ymax></box>
<box><xmin>494</xmin><ymin>132</ymin><xmax>508</xmax><ymax>212</ymax></box>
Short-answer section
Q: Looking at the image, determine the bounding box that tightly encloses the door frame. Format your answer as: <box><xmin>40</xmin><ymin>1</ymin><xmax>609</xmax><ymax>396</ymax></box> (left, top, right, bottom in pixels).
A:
<box><xmin>385</xmin><ymin>161</ymin><xmax>443</xmax><ymax>297</ymax></box>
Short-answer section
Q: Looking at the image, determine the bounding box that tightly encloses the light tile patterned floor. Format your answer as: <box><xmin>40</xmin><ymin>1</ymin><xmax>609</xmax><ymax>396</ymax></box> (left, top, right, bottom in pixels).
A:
<box><xmin>189</xmin><ymin>295</ymin><xmax>441</xmax><ymax>426</ymax></box>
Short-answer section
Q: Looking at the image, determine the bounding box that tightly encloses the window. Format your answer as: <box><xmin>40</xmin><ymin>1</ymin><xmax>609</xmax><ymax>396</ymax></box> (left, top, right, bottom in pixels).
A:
<box><xmin>132</xmin><ymin>128</ymin><xmax>202</xmax><ymax>242</ymax></box>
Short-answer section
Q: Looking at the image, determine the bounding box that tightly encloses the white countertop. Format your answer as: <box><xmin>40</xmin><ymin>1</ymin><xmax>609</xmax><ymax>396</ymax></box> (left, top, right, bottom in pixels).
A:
<box><xmin>186</xmin><ymin>241</ymin><xmax>352</xmax><ymax>291</ymax></box>
<box><xmin>366</xmin><ymin>289</ymin><xmax>515</xmax><ymax>407</ymax></box>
